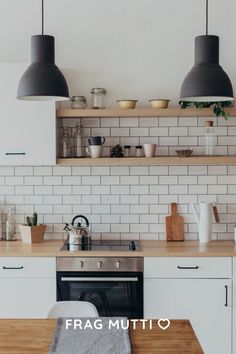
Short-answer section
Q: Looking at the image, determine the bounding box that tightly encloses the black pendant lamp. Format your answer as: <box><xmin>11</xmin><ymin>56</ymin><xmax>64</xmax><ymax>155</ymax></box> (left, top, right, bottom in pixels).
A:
<box><xmin>180</xmin><ymin>0</ymin><xmax>233</xmax><ymax>103</ymax></box>
<box><xmin>17</xmin><ymin>0</ymin><xmax>69</xmax><ymax>101</ymax></box>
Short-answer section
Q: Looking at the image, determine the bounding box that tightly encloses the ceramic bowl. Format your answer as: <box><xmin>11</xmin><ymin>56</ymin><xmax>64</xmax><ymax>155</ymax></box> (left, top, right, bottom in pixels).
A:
<box><xmin>117</xmin><ymin>100</ymin><xmax>138</xmax><ymax>109</ymax></box>
<box><xmin>149</xmin><ymin>99</ymin><xmax>170</xmax><ymax>109</ymax></box>
<box><xmin>176</xmin><ymin>149</ymin><xmax>193</xmax><ymax>157</ymax></box>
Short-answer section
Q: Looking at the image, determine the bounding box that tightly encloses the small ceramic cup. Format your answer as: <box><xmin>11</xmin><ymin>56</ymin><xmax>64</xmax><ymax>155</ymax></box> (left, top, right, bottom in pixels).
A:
<box><xmin>88</xmin><ymin>136</ymin><xmax>105</xmax><ymax>145</ymax></box>
<box><xmin>86</xmin><ymin>145</ymin><xmax>102</xmax><ymax>158</ymax></box>
<box><xmin>143</xmin><ymin>144</ymin><xmax>156</xmax><ymax>157</ymax></box>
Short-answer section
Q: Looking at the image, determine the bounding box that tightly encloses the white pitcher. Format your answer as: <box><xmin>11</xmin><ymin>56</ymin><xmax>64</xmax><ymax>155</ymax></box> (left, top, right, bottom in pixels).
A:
<box><xmin>191</xmin><ymin>202</ymin><xmax>212</xmax><ymax>243</ymax></box>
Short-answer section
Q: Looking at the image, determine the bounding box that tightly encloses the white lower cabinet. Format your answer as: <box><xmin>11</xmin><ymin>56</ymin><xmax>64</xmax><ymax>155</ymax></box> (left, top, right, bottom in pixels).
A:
<box><xmin>144</xmin><ymin>257</ymin><xmax>232</xmax><ymax>354</ymax></box>
<box><xmin>0</xmin><ymin>257</ymin><xmax>56</xmax><ymax>318</ymax></box>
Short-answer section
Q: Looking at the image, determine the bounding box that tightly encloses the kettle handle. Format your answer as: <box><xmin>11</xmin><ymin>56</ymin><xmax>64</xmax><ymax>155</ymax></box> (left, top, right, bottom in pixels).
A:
<box><xmin>72</xmin><ymin>215</ymin><xmax>89</xmax><ymax>227</ymax></box>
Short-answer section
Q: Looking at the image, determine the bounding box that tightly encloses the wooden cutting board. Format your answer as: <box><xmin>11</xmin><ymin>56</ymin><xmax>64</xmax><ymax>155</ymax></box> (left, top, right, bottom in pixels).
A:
<box><xmin>165</xmin><ymin>203</ymin><xmax>184</xmax><ymax>241</ymax></box>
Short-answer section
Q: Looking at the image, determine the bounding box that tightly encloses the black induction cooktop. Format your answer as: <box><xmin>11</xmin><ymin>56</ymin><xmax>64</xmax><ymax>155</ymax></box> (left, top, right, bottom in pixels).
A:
<box><xmin>61</xmin><ymin>240</ymin><xmax>140</xmax><ymax>252</ymax></box>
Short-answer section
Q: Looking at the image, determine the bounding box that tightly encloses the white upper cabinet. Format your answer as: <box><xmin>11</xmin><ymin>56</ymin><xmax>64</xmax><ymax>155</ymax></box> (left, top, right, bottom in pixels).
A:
<box><xmin>0</xmin><ymin>63</ymin><xmax>56</xmax><ymax>165</ymax></box>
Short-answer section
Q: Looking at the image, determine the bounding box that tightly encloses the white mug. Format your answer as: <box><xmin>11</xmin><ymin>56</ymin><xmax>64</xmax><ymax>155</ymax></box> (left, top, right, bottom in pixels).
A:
<box><xmin>86</xmin><ymin>145</ymin><xmax>102</xmax><ymax>158</ymax></box>
<box><xmin>143</xmin><ymin>144</ymin><xmax>156</xmax><ymax>157</ymax></box>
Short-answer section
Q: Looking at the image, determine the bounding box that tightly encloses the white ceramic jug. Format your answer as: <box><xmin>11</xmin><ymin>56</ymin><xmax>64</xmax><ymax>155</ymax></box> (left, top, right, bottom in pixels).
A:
<box><xmin>191</xmin><ymin>202</ymin><xmax>212</xmax><ymax>243</ymax></box>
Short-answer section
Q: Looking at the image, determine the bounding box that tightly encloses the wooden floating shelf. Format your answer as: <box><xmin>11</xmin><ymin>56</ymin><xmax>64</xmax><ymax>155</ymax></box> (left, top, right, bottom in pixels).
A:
<box><xmin>56</xmin><ymin>107</ymin><xmax>236</xmax><ymax>118</ymax></box>
<box><xmin>57</xmin><ymin>156</ymin><xmax>236</xmax><ymax>166</ymax></box>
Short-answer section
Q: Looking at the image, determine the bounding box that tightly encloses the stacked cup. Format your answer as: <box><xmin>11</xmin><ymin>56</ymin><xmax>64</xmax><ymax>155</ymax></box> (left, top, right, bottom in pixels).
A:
<box><xmin>86</xmin><ymin>136</ymin><xmax>105</xmax><ymax>158</ymax></box>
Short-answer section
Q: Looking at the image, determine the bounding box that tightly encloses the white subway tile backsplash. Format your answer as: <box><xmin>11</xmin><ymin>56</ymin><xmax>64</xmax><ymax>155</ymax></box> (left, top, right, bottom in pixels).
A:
<box><xmin>82</xmin><ymin>195</ymin><xmax>101</xmax><ymax>204</ymax></box>
<box><xmin>91</xmin><ymin>167</ymin><xmax>110</xmax><ymax>175</ymax></box>
<box><xmin>63</xmin><ymin>176</ymin><xmax>81</xmax><ymax>185</ymax></box>
<box><xmin>43</xmin><ymin>176</ymin><xmax>61</xmax><ymax>185</ymax></box>
<box><xmin>5</xmin><ymin>177</ymin><xmax>23</xmax><ymax>185</ymax></box>
<box><xmin>25</xmin><ymin>196</ymin><xmax>43</xmax><ymax>204</ymax></box>
<box><xmin>15</xmin><ymin>167</ymin><xmax>34</xmax><ymax>176</ymax></box>
<box><xmin>120</xmin><ymin>117</ymin><xmax>139</xmax><ymax>127</ymax></box>
<box><xmin>25</xmin><ymin>176</ymin><xmax>43</xmax><ymax>185</ymax></box>
<box><xmin>150</xmin><ymin>185</ymin><xmax>168</xmax><ymax>194</ymax></box>
<box><xmin>120</xmin><ymin>176</ymin><xmax>139</xmax><ymax>185</ymax></box>
<box><xmin>198</xmin><ymin>176</ymin><xmax>217</xmax><ymax>184</ymax></box>
<box><xmin>111</xmin><ymin>128</ymin><xmax>129</xmax><ymax>136</ymax></box>
<box><xmin>111</xmin><ymin>166</ymin><xmax>129</xmax><ymax>175</ymax></box>
<box><xmin>92</xmin><ymin>186</ymin><xmax>110</xmax><ymax>195</ymax></box>
<box><xmin>149</xmin><ymin>127</ymin><xmax>168</xmax><ymax>136</ymax></box>
<box><xmin>101</xmin><ymin>176</ymin><xmax>120</xmax><ymax>185</ymax></box>
<box><xmin>169</xmin><ymin>127</ymin><xmax>188</xmax><ymax>136</ymax></box>
<box><xmin>130</xmin><ymin>204</ymin><xmax>149</xmax><ymax>214</ymax></box>
<box><xmin>1</xmin><ymin>114</ymin><xmax>236</xmax><ymax>241</ymax></box>
<box><xmin>34</xmin><ymin>167</ymin><xmax>52</xmax><ymax>176</ymax></box>
<box><xmin>130</xmin><ymin>127</ymin><xmax>149</xmax><ymax>136</ymax></box>
<box><xmin>72</xmin><ymin>167</ymin><xmax>91</xmax><ymax>175</ymax></box>
<box><xmin>35</xmin><ymin>186</ymin><xmax>53</xmax><ymax>195</ymax></box>
<box><xmin>82</xmin><ymin>176</ymin><xmax>100</xmax><ymax>185</ymax></box>
<box><xmin>139</xmin><ymin>117</ymin><xmax>158</xmax><ymax>127</ymax></box>
<box><xmin>159</xmin><ymin>117</ymin><xmax>177</xmax><ymax>126</ymax></box>
<box><xmin>101</xmin><ymin>195</ymin><xmax>120</xmax><ymax>204</ymax></box>
<box><xmin>130</xmin><ymin>166</ymin><xmax>148</xmax><ymax>175</ymax></box>
<box><xmin>159</xmin><ymin>176</ymin><xmax>178</xmax><ymax>185</ymax></box>
<box><xmin>101</xmin><ymin>118</ymin><xmax>119</xmax><ymax>127</ymax></box>
<box><xmin>0</xmin><ymin>167</ymin><xmax>14</xmax><ymax>176</ymax></box>
<box><xmin>44</xmin><ymin>195</ymin><xmax>62</xmax><ymax>204</ymax></box>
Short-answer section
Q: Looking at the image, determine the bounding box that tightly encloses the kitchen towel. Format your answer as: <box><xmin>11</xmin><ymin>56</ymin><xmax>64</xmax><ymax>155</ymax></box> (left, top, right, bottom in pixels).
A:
<box><xmin>49</xmin><ymin>317</ymin><xmax>132</xmax><ymax>354</ymax></box>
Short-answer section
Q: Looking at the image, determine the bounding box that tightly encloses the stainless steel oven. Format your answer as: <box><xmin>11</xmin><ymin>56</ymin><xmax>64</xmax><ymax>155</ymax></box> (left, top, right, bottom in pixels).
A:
<box><xmin>57</xmin><ymin>257</ymin><xmax>143</xmax><ymax>319</ymax></box>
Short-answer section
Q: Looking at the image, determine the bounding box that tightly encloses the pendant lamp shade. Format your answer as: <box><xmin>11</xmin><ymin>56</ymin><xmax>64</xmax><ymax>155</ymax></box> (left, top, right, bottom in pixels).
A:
<box><xmin>180</xmin><ymin>35</ymin><xmax>233</xmax><ymax>102</ymax></box>
<box><xmin>17</xmin><ymin>35</ymin><xmax>69</xmax><ymax>101</ymax></box>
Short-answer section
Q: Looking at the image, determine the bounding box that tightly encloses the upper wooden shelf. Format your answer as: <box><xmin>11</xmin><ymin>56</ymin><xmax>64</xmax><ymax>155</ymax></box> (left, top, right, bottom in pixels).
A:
<box><xmin>56</xmin><ymin>107</ymin><xmax>236</xmax><ymax>118</ymax></box>
<box><xmin>57</xmin><ymin>156</ymin><xmax>236</xmax><ymax>166</ymax></box>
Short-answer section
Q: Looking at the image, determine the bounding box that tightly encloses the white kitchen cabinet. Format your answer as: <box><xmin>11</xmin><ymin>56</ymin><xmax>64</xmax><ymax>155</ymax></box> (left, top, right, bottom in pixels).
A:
<box><xmin>0</xmin><ymin>63</ymin><xmax>56</xmax><ymax>165</ymax></box>
<box><xmin>233</xmin><ymin>257</ymin><xmax>236</xmax><ymax>354</ymax></box>
<box><xmin>0</xmin><ymin>257</ymin><xmax>56</xmax><ymax>318</ymax></box>
<box><xmin>144</xmin><ymin>257</ymin><xmax>232</xmax><ymax>354</ymax></box>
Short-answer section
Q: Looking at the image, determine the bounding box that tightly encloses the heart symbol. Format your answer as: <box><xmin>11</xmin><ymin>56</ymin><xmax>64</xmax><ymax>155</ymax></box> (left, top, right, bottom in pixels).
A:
<box><xmin>158</xmin><ymin>319</ymin><xmax>170</xmax><ymax>330</ymax></box>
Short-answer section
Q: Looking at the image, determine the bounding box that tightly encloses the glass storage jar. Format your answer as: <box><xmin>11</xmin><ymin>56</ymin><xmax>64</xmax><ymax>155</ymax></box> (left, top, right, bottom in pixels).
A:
<box><xmin>71</xmin><ymin>96</ymin><xmax>87</xmax><ymax>109</ymax></box>
<box><xmin>135</xmin><ymin>146</ymin><xmax>142</xmax><ymax>157</ymax></box>
<box><xmin>90</xmin><ymin>88</ymin><xmax>107</xmax><ymax>109</ymax></box>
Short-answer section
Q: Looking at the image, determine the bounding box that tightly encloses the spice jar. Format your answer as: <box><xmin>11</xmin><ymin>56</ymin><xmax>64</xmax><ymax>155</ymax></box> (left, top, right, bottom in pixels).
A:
<box><xmin>124</xmin><ymin>145</ymin><xmax>131</xmax><ymax>157</ymax></box>
<box><xmin>90</xmin><ymin>88</ymin><xmax>107</xmax><ymax>109</ymax></box>
<box><xmin>71</xmin><ymin>96</ymin><xmax>87</xmax><ymax>109</ymax></box>
<box><xmin>135</xmin><ymin>146</ymin><xmax>142</xmax><ymax>157</ymax></box>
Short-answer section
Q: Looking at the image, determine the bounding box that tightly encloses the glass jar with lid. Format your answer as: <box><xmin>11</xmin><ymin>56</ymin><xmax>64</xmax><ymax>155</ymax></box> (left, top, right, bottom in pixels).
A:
<box><xmin>71</xmin><ymin>96</ymin><xmax>87</xmax><ymax>109</ymax></box>
<box><xmin>90</xmin><ymin>88</ymin><xmax>107</xmax><ymax>109</ymax></box>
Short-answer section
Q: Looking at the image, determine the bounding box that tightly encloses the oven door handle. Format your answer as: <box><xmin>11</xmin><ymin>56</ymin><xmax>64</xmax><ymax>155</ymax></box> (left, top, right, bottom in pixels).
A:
<box><xmin>60</xmin><ymin>277</ymin><xmax>138</xmax><ymax>282</ymax></box>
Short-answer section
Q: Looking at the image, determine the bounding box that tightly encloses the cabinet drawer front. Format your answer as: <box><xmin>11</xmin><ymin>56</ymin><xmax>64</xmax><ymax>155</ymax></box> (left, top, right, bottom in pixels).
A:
<box><xmin>0</xmin><ymin>257</ymin><xmax>55</xmax><ymax>278</ymax></box>
<box><xmin>144</xmin><ymin>257</ymin><xmax>232</xmax><ymax>278</ymax></box>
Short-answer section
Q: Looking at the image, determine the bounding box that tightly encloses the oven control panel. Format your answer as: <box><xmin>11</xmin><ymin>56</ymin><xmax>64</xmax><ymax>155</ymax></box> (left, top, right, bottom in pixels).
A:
<box><xmin>57</xmin><ymin>257</ymin><xmax>143</xmax><ymax>272</ymax></box>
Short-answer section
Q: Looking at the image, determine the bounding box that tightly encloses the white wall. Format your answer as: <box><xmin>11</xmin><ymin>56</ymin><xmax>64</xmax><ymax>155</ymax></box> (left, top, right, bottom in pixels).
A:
<box><xmin>0</xmin><ymin>0</ymin><xmax>236</xmax><ymax>106</ymax></box>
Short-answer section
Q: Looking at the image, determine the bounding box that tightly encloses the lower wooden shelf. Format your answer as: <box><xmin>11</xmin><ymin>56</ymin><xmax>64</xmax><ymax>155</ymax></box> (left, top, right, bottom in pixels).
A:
<box><xmin>57</xmin><ymin>156</ymin><xmax>236</xmax><ymax>166</ymax></box>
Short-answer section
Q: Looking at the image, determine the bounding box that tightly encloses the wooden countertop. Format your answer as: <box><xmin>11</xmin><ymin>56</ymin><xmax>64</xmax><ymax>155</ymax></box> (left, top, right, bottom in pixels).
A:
<box><xmin>0</xmin><ymin>240</ymin><xmax>236</xmax><ymax>257</ymax></box>
<box><xmin>0</xmin><ymin>319</ymin><xmax>203</xmax><ymax>354</ymax></box>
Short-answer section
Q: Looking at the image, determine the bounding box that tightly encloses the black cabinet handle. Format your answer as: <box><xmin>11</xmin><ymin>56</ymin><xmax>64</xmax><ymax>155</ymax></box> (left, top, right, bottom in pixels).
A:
<box><xmin>177</xmin><ymin>266</ymin><xmax>199</xmax><ymax>270</ymax></box>
<box><xmin>5</xmin><ymin>152</ymin><xmax>26</xmax><ymax>156</ymax></box>
<box><xmin>2</xmin><ymin>266</ymin><xmax>24</xmax><ymax>270</ymax></box>
<box><xmin>225</xmin><ymin>285</ymin><xmax>228</xmax><ymax>307</ymax></box>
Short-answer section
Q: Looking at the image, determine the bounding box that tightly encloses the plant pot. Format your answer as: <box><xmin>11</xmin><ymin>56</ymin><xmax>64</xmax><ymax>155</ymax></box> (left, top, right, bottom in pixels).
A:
<box><xmin>19</xmin><ymin>224</ymin><xmax>46</xmax><ymax>244</ymax></box>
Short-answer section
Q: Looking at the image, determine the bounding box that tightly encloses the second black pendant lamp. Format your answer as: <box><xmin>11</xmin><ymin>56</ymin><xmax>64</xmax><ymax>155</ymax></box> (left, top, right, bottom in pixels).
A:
<box><xmin>17</xmin><ymin>0</ymin><xmax>69</xmax><ymax>101</ymax></box>
<box><xmin>180</xmin><ymin>0</ymin><xmax>233</xmax><ymax>103</ymax></box>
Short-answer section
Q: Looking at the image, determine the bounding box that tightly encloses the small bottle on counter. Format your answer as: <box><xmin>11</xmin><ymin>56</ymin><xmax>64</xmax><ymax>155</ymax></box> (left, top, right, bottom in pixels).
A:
<box><xmin>124</xmin><ymin>145</ymin><xmax>131</xmax><ymax>157</ymax></box>
<box><xmin>135</xmin><ymin>145</ymin><xmax>143</xmax><ymax>157</ymax></box>
<box><xmin>73</xmin><ymin>122</ymin><xmax>83</xmax><ymax>157</ymax></box>
<box><xmin>6</xmin><ymin>208</ymin><xmax>15</xmax><ymax>241</ymax></box>
<box><xmin>62</xmin><ymin>132</ymin><xmax>69</xmax><ymax>158</ymax></box>
<box><xmin>90</xmin><ymin>88</ymin><xmax>107</xmax><ymax>109</ymax></box>
<box><xmin>205</xmin><ymin>121</ymin><xmax>215</xmax><ymax>155</ymax></box>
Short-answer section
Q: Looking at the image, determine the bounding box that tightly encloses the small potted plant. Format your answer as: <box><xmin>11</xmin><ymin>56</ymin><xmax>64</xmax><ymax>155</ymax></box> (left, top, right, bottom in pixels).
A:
<box><xmin>19</xmin><ymin>212</ymin><xmax>46</xmax><ymax>244</ymax></box>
